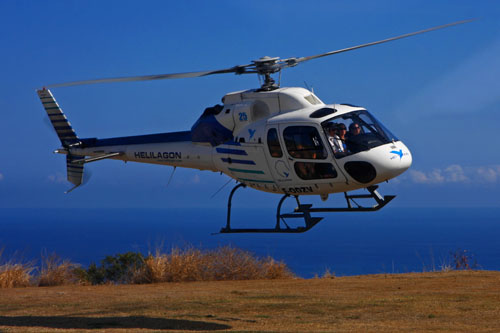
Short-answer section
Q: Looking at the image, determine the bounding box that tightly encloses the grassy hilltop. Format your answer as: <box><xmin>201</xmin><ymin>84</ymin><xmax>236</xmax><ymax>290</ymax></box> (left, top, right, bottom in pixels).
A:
<box><xmin>0</xmin><ymin>271</ymin><xmax>499</xmax><ymax>332</ymax></box>
<box><xmin>1</xmin><ymin>246</ymin><xmax>499</xmax><ymax>331</ymax></box>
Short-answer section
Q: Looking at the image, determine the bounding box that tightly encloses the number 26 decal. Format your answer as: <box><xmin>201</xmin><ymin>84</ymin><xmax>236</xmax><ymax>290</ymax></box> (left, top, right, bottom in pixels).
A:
<box><xmin>239</xmin><ymin>112</ymin><xmax>248</xmax><ymax>121</ymax></box>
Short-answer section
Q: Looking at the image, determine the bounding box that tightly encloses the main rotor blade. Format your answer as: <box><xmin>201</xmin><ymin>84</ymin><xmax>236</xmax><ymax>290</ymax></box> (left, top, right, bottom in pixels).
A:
<box><xmin>46</xmin><ymin>65</ymin><xmax>250</xmax><ymax>88</ymax></box>
<box><xmin>291</xmin><ymin>19</ymin><xmax>475</xmax><ymax>65</ymax></box>
<box><xmin>45</xmin><ymin>19</ymin><xmax>474</xmax><ymax>89</ymax></box>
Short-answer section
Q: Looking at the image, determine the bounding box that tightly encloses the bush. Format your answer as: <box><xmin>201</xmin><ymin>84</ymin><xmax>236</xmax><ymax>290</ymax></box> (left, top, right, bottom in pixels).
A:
<box><xmin>80</xmin><ymin>252</ymin><xmax>146</xmax><ymax>285</ymax></box>
<box><xmin>1</xmin><ymin>246</ymin><xmax>294</xmax><ymax>286</ymax></box>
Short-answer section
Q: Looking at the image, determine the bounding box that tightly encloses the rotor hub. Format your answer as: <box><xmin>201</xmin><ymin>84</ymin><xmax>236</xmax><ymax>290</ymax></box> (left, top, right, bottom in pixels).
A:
<box><xmin>251</xmin><ymin>57</ymin><xmax>282</xmax><ymax>91</ymax></box>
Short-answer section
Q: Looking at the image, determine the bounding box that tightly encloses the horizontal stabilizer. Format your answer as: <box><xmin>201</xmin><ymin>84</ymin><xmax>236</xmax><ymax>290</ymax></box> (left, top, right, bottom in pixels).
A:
<box><xmin>73</xmin><ymin>152</ymin><xmax>123</xmax><ymax>164</ymax></box>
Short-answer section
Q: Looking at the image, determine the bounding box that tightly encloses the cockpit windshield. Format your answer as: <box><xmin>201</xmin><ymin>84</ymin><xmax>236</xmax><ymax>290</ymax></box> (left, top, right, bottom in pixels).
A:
<box><xmin>322</xmin><ymin>110</ymin><xmax>398</xmax><ymax>158</ymax></box>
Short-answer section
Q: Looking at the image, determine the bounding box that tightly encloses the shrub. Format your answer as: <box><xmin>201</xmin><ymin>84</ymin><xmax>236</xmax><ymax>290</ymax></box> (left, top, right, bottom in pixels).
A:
<box><xmin>81</xmin><ymin>252</ymin><xmax>146</xmax><ymax>285</ymax></box>
<box><xmin>2</xmin><ymin>246</ymin><xmax>294</xmax><ymax>286</ymax></box>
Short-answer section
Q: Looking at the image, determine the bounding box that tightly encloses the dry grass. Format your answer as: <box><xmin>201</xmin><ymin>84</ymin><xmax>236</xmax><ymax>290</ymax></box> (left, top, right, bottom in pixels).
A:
<box><xmin>136</xmin><ymin>245</ymin><xmax>294</xmax><ymax>283</ymax></box>
<box><xmin>37</xmin><ymin>252</ymin><xmax>81</xmax><ymax>287</ymax></box>
<box><xmin>0</xmin><ymin>249</ymin><xmax>34</xmax><ymax>288</ymax></box>
<box><xmin>0</xmin><ymin>245</ymin><xmax>293</xmax><ymax>287</ymax></box>
<box><xmin>0</xmin><ymin>249</ymin><xmax>80</xmax><ymax>288</ymax></box>
<box><xmin>0</xmin><ymin>271</ymin><xmax>499</xmax><ymax>332</ymax></box>
<box><xmin>0</xmin><ymin>262</ymin><xmax>34</xmax><ymax>288</ymax></box>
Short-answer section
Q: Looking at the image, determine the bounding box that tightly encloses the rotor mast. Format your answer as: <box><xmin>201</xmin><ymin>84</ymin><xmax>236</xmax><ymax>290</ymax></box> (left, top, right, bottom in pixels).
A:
<box><xmin>252</xmin><ymin>56</ymin><xmax>281</xmax><ymax>91</ymax></box>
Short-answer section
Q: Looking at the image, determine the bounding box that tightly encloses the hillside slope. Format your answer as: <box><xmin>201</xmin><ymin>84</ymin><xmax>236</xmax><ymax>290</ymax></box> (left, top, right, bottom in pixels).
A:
<box><xmin>1</xmin><ymin>271</ymin><xmax>499</xmax><ymax>332</ymax></box>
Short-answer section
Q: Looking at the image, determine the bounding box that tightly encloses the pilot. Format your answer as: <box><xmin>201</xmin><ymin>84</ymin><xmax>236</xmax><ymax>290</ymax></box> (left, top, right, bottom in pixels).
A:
<box><xmin>348</xmin><ymin>123</ymin><xmax>361</xmax><ymax>137</ymax></box>
<box><xmin>346</xmin><ymin>122</ymin><xmax>362</xmax><ymax>153</ymax></box>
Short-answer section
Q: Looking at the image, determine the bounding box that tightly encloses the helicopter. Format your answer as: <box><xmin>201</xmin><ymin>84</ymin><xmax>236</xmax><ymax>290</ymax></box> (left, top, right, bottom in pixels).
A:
<box><xmin>38</xmin><ymin>19</ymin><xmax>472</xmax><ymax>233</ymax></box>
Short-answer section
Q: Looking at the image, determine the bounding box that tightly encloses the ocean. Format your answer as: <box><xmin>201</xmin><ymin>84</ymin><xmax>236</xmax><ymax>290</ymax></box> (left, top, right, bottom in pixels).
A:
<box><xmin>1</xmin><ymin>207</ymin><xmax>499</xmax><ymax>277</ymax></box>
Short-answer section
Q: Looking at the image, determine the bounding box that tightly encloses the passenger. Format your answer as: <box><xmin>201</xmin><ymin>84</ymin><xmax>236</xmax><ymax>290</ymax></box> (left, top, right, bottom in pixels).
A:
<box><xmin>327</xmin><ymin>124</ymin><xmax>346</xmax><ymax>155</ymax></box>
<box><xmin>294</xmin><ymin>143</ymin><xmax>306</xmax><ymax>159</ymax></box>
<box><xmin>336</xmin><ymin>124</ymin><xmax>348</xmax><ymax>155</ymax></box>
<box><xmin>337</xmin><ymin>124</ymin><xmax>347</xmax><ymax>142</ymax></box>
<box><xmin>296</xmin><ymin>162</ymin><xmax>315</xmax><ymax>179</ymax></box>
<box><xmin>327</xmin><ymin>124</ymin><xmax>337</xmax><ymax>147</ymax></box>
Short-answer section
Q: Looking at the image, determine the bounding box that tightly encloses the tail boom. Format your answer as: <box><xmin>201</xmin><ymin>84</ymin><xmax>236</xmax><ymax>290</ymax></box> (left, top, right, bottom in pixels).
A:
<box><xmin>39</xmin><ymin>88</ymin><xmax>217</xmax><ymax>192</ymax></box>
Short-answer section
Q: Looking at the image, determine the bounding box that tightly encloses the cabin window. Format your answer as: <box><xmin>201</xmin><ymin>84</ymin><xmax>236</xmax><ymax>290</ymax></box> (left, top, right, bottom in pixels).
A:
<box><xmin>267</xmin><ymin>128</ymin><xmax>283</xmax><ymax>158</ymax></box>
<box><xmin>294</xmin><ymin>162</ymin><xmax>338</xmax><ymax>180</ymax></box>
<box><xmin>283</xmin><ymin>126</ymin><xmax>327</xmax><ymax>160</ymax></box>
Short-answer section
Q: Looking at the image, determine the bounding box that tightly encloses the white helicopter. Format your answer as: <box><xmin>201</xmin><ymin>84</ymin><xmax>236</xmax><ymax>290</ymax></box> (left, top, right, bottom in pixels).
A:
<box><xmin>38</xmin><ymin>20</ymin><xmax>471</xmax><ymax>233</ymax></box>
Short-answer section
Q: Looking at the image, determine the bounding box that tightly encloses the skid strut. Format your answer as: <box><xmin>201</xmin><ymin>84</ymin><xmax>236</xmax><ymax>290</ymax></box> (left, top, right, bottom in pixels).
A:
<box><xmin>219</xmin><ymin>184</ymin><xmax>395</xmax><ymax>234</ymax></box>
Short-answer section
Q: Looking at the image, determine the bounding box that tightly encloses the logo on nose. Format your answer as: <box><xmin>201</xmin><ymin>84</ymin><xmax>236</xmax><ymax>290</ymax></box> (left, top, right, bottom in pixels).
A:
<box><xmin>390</xmin><ymin>149</ymin><xmax>403</xmax><ymax>159</ymax></box>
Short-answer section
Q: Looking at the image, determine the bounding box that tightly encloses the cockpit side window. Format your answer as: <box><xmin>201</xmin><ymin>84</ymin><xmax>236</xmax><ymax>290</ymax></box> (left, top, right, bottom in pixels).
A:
<box><xmin>283</xmin><ymin>126</ymin><xmax>327</xmax><ymax>160</ymax></box>
<box><xmin>267</xmin><ymin>128</ymin><xmax>283</xmax><ymax>158</ymax></box>
<box><xmin>323</xmin><ymin>110</ymin><xmax>398</xmax><ymax>158</ymax></box>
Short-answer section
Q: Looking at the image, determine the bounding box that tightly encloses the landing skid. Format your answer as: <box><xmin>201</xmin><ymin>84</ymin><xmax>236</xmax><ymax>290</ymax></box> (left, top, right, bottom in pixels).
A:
<box><xmin>219</xmin><ymin>184</ymin><xmax>395</xmax><ymax>234</ymax></box>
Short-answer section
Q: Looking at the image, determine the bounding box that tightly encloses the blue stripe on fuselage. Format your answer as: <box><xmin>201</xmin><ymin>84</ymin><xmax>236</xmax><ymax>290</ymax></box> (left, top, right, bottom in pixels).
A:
<box><xmin>84</xmin><ymin>131</ymin><xmax>192</xmax><ymax>147</ymax></box>
<box><xmin>221</xmin><ymin>158</ymin><xmax>255</xmax><ymax>165</ymax></box>
<box><xmin>216</xmin><ymin>148</ymin><xmax>247</xmax><ymax>155</ymax></box>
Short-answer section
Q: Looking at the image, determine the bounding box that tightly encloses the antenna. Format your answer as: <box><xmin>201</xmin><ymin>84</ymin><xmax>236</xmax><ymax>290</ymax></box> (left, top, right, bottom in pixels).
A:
<box><xmin>210</xmin><ymin>178</ymin><xmax>234</xmax><ymax>199</ymax></box>
<box><xmin>166</xmin><ymin>166</ymin><xmax>176</xmax><ymax>187</ymax></box>
<box><xmin>304</xmin><ymin>81</ymin><xmax>314</xmax><ymax>93</ymax></box>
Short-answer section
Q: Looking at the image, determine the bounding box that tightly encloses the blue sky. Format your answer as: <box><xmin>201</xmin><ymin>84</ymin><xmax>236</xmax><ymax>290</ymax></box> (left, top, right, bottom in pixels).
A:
<box><xmin>1</xmin><ymin>0</ymin><xmax>500</xmax><ymax>209</ymax></box>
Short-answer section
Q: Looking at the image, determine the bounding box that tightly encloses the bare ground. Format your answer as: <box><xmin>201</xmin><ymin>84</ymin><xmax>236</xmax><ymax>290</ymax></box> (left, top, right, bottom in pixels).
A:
<box><xmin>1</xmin><ymin>270</ymin><xmax>499</xmax><ymax>332</ymax></box>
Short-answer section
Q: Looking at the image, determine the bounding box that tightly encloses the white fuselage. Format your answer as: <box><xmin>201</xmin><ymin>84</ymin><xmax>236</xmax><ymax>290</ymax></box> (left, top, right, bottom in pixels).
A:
<box><xmin>70</xmin><ymin>87</ymin><xmax>412</xmax><ymax>195</ymax></box>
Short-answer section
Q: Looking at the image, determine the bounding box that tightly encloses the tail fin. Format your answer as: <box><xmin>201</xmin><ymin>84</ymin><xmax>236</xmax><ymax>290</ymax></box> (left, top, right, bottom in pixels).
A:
<box><xmin>37</xmin><ymin>88</ymin><xmax>79</xmax><ymax>147</ymax></box>
<box><xmin>38</xmin><ymin>88</ymin><xmax>84</xmax><ymax>192</ymax></box>
<box><xmin>66</xmin><ymin>155</ymin><xmax>85</xmax><ymax>193</ymax></box>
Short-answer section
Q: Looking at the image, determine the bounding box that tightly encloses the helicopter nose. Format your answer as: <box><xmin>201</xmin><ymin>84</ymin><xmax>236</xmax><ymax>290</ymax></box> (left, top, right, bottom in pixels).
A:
<box><xmin>362</xmin><ymin>142</ymin><xmax>412</xmax><ymax>183</ymax></box>
<box><xmin>341</xmin><ymin>143</ymin><xmax>412</xmax><ymax>185</ymax></box>
<box><xmin>386</xmin><ymin>142</ymin><xmax>412</xmax><ymax>178</ymax></box>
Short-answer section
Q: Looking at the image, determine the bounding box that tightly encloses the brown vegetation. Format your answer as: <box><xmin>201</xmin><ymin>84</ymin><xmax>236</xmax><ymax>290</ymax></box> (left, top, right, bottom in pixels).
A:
<box><xmin>0</xmin><ymin>245</ymin><xmax>293</xmax><ymax>288</ymax></box>
<box><xmin>136</xmin><ymin>246</ymin><xmax>293</xmax><ymax>283</ymax></box>
<box><xmin>0</xmin><ymin>262</ymin><xmax>33</xmax><ymax>288</ymax></box>
<box><xmin>37</xmin><ymin>252</ymin><xmax>81</xmax><ymax>287</ymax></box>
<box><xmin>0</xmin><ymin>249</ymin><xmax>34</xmax><ymax>288</ymax></box>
